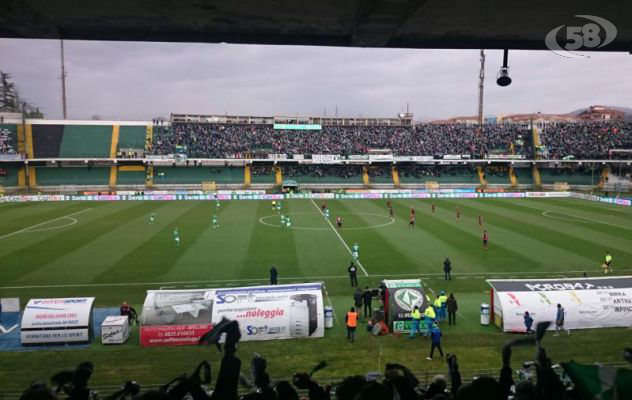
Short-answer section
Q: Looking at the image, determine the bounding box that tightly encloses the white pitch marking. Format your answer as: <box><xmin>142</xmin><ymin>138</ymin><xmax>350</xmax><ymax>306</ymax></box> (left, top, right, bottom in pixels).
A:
<box><xmin>258</xmin><ymin>211</ymin><xmax>394</xmax><ymax>231</ymax></box>
<box><xmin>310</xmin><ymin>199</ymin><xmax>369</xmax><ymax>276</ymax></box>
<box><xmin>27</xmin><ymin>217</ymin><xmax>78</xmax><ymax>233</ymax></box>
<box><xmin>0</xmin><ymin>208</ymin><xmax>93</xmax><ymax>239</ymax></box>
<box><xmin>3</xmin><ymin>269</ymin><xmax>630</xmax><ymax>290</ymax></box>
<box><xmin>541</xmin><ymin>210</ymin><xmax>632</xmax><ymax>231</ymax></box>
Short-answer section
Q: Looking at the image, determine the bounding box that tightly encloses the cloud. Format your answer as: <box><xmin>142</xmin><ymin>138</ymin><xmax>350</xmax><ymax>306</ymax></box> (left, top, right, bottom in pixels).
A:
<box><xmin>0</xmin><ymin>39</ymin><xmax>629</xmax><ymax>121</ymax></box>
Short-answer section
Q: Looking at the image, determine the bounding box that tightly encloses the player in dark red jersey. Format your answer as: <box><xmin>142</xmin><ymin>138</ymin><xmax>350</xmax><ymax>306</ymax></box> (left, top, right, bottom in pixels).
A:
<box><xmin>409</xmin><ymin>213</ymin><xmax>415</xmax><ymax>228</ymax></box>
<box><xmin>456</xmin><ymin>207</ymin><xmax>461</xmax><ymax>221</ymax></box>
<box><xmin>431</xmin><ymin>203</ymin><xmax>435</xmax><ymax>214</ymax></box>
<box><xmin>410</xmin><ymin>207</ymin><xmax>415</xmax><ymax>217</ymax></box>
<box><xmin>321</xmin><ymin>201</ymin><xmax>327</xmax><ymax>211</ymax></box>
<box><xmin>389</xmin><ymin>206</ymin><xmax>394</xmax><ymax>218</ymax></box>
<box><xmin>478</xmin><ymin>213</ymin><xmax>483</xmax><ymax>227</ymax></box>
<box><xmin>336</xmin><ymin>216</ymin><xmax>342</xmax><ymax>229</ymax></box>
<box><xmin>483</xmin><ymin>230</ymin><xmax>489</xmax><ymax>250</ymax></box>
<box><xmin>387</xmin><ymin>200</ymin><xmax>391</xmax><ymax>209</ymax></box>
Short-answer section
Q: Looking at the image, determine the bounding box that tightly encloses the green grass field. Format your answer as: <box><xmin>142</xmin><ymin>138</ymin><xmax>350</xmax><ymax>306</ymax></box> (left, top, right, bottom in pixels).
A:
<box><xmin>1</xmin><ymin>197</ymin><xmax>631</xmax><ymax>391</ymax></box>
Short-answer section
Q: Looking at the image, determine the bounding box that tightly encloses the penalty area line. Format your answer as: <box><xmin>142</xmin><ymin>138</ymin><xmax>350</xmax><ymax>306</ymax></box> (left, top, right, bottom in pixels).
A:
<box><xmin>310</xmin><ymin>199</ymin><xmax>369</xmax><ymax>276</ymax></box>
<box><xmin>0</xmin><ymin>208</ymin><xmax>93</xmax><ymax>240</ymax></box>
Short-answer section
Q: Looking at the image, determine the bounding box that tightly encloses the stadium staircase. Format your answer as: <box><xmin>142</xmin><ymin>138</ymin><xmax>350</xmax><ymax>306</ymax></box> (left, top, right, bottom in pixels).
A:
<box><xmin>599</xmin><ymin>165</ymin><xmax>611</xmax><ymax>190</ymax></box>
<box><xmin>476</xmin><ymin>166</ymin><xmax>487</xmax><ymax>186</ymax></box>
<box><xmin>532</xmin><ymin>165</ymin><xmax>542</xmax><ymax>187</ymax></box>
<box><xmin>244</xmin><ymin>165</ymin><xmax>251</xmax><ymax>188</ymax></box>
<box><xmin>392</xmin><ymin>166</ymin><xmax>400</xmax><ymax>187</ymax></box>
<box><xmin>274</xmin><ymin>166</ymin><xmax>283</xmax><ymax>186</ymax></box>
<box><xmin>362</xmin><ymin>166</ymin><xmax>369</xmax><ymax>186</ymax></box>
<box><xmin>109</xmin><ymin>125</ymin><xmax>120</xmax><ymax>188</ymax></box>
<box><xmin>509</xmin><ymin>166</ymin><xmax>518</xmax><ymax>187</ymax></box>
<box><xmin>146</xmin><ymin>165</ymin><xmax>154</xmax><ymax>187</ymax></box>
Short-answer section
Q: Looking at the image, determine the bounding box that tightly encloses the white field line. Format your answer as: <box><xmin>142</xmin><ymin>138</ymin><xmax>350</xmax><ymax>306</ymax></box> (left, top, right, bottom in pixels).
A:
<box><xmin>310</xmin><ymin>199</ymin><xmax>369</xmax><ymax>276</ymax></box>
<box><xmin>3</xmin><ymin>269</ymin><xmax>630</xmax><ymax>290</ymax></box>
<box><xmin>541</xmin><ymin>210</ymin><xmax>632</xmax><ymax>231</ymax></box>
<box><xmin>0</xmin><ymin>208</ymin><xmax>93</xmax><ymax>239</ymax></box>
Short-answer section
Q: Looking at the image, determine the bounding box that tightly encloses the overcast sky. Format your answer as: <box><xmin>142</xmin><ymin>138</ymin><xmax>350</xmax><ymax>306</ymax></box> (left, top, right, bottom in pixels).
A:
<box><xmin>0</xmin><ymin>39</ymin><xmax>630</xmax><ymax>121</ymax></box>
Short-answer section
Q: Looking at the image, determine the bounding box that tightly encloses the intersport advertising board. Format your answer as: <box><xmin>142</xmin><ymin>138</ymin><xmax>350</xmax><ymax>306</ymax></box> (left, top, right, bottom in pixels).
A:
<box><xmin>212</xmin><ymin>283</ymin><xmax>324</xmax><ymax>342</ymax></box>
<box><xmin>139</xmin><ymin>283</ymin><xmax>324</xmax><ymax>347</ymax></box>
<box><xmin>21</xmin><ymin>297</ymin><xmax>95</xmax><ymax>344</ymax></box>
<box><xmin>488</xmin><ymin>277</ymin><xmax>632</xmax><ymax>332</ymax></box>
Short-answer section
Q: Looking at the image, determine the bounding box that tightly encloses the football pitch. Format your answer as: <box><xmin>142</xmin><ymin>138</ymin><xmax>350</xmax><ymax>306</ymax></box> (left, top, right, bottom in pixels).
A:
<box><xmin>1</xmin><ymin>197</ymin><xmax>631</xmax><ymax>390</ymax></box>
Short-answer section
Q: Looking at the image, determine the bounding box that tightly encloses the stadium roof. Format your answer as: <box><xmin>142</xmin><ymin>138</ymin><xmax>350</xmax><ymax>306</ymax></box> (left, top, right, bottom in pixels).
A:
<box><xmin>1</xmin><ymin>0</ymin><xmax>631</xmax><ymax>52</ymax></box>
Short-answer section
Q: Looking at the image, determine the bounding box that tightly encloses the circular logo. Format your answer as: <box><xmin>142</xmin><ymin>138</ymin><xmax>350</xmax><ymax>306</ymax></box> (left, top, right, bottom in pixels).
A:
<box><xmin>394</xmin><ymin>288</ymin><xmax>423</xmax><ymax>311</ymax></box>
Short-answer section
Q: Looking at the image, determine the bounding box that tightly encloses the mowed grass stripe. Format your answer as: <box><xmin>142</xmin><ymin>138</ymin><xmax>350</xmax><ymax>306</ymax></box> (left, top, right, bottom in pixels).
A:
<box><xmin>17</xmin><ymin>202</ymin><xmax>176</xmax><ymax>285</ymax></box>
<box><xmin>93</xmin><ymin>201</ymin><xmax>214</xmax><ymax>283</ymax></box>
<box><xmin>331</xmin><ymin>199</ymin><xmax>438</xmax><ymax>275</ymax></box>
<box><xmin>407</xmin><ymin>199</ymin><xmax>541</xmax><ymax>274</ymax></box>
<box><xmin>292</xmin><ymin>200</ymin><xmax>363</xmax><ymax>279</ymax></box>
<box><xmin>479</xmin><ymin>199</ymin><xmax>632</xmax><ymax>262</ymax></box>
<box><xmin>451</xmin><ymin>199</ymin><xmax>613</xmax><ymax>269</ymax></box>
<box><xmin>164</xmin><ymin>200</ymin><xmax>262</xmax><ymax>282</ymax></box>
<box><xmin>0</xmin><ymin>202</ymin><xmax>155</xmax><ymax>284</ymax></box>
<box><xmin>511</xmin><ymin>198</ymin><xmax>632</xmax><ymax>234</ymax></box>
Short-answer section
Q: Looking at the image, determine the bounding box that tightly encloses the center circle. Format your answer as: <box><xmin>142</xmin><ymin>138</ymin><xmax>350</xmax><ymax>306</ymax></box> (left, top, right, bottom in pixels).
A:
<box><xmin>259</xmin><ymin>211</ymin><xmax>395</xmax><ymax>231</ymax></box>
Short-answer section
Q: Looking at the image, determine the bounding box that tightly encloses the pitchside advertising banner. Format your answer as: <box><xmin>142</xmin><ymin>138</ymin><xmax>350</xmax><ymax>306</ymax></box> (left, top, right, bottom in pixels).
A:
<box><xmin>139</xmin><ymin>283</ymin><xmax>324</xmax><ymax>347</ymax></box>
<box><xmin>1</xmin><ymin>192</ymin><xmax>629</xmax><ymax>206</ymax></box>
<box><xmin>21</xmin><ymin>297</ymin><xmax>95</xmax><ymax>344</ymax></box>
<box><xmin>488</xmin><ymin>277</ymin><xmax>632</xmax><ymax>332</ymax></box>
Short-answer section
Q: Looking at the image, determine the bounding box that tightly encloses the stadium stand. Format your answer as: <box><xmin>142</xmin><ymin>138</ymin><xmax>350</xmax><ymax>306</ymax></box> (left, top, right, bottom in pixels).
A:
<box><xmin>539</xmin><ymin>166</ymin><xmax>598</xmax><ymax>186</ymax></box>
<box><xmin>153</xmin><ymin>166</ymin><xmax>244</xmax><ymax>185</ymax></box>
<box><xmin>35</xmin><ymin>166</ymin><xmax>110</xmax><ymax>186</ymax></box>
<box><xmin>58</xmin><ymin>125</ymin><xmax>112</xmax><ymax>158</ymax></box>
<box><xmin>283</xmin><ymin>165</ymin><xmax>364</xmax><ymax>184</ymax></box>
<box><xmin>539</xmin><ymin>121</ymin><xmax>632</xmax><ymax>159</ymax></box>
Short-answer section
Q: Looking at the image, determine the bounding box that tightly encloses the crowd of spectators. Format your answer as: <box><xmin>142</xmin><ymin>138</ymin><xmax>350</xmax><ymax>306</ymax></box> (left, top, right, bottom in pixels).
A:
<box><xmin>19</xmin><ymin>319</ymin><xmax>630</xmax><ymax>400</ymax></box>
<box><xmin>397</xmin><ymin>165</ymin><xmax>478</xmax><ymax>180</ymax></box>
<box><xmin>150</xmin><ymin>123</ymin><xmax>532</xmax><ymax>159</ymax></box>
<box><xmin>539</xmin><ymin>121</ymin><xmax>632</xmax><ymax>159</ymax></box>
<box><xmin>282</xmin><ymin>165</ymin><xmax>363</xmax><ymax>180</ymax></box>
<box><xmin>148</xmin><ymin>121</ymin><xmax>632</xmax><ymax>161</ymax></box>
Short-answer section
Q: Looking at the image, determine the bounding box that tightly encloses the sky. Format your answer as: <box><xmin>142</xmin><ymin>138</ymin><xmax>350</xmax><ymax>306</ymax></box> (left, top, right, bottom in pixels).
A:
<box><xmin>0</xmin><ymin>39</ymin><xmax>630</xmax><ymax>121</ymax></box>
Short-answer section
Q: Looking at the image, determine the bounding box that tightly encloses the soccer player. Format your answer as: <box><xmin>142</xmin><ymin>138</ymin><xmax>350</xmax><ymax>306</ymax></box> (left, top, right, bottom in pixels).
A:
<box><xmin>276</xmin><ymin>201</ymin><xmax>282</xmax><ymax>212</ymax></box>
<box><xmin>478</xmin><ymin>213</ymin><xmax>483</xmax><ymax>227</ymax></box>
<box><xmin>603</xmin><ymin>252</ymin><xmax>613</xmax><ymax>274</ymax></box>
<box><xmin>389</xmin><ymin>206</ymin><xmax>394</xmax><ymax>218</ymax></box>
<box><xmin>212</xmin><ymin>213</ymin><xmax>219</xmax><ymax>228</ymax></box>
<box><xmin>173</xmin><ymin>228</ymin><xmax>180</xmax><ymax>247</ymax></box>
<box><xmin>409</xmin><ymin>213</ymin><xmax>415</xmax><ymax>228</ymax></box>
<box><xmin>216</xmin><ymin>200</ymin><xmax>221</xmax><ymax>210</ymax></box>
<box><xmin>482</xmin><ymin>229</ymin><xmax>489</xmax><ymax>250</ymax></box>
<box><xmin>321</xmin><ymin>201</ymin><xmax>327</xmax><ymax>211</ymax></box>
<box><xmin>285</xmin><ymin>216</ymin><xmax>292</xmax><ymax>228</ymax></box>
<box><xmin>280</xmin><ymin>214</ymin><xmax>286</xmax><ymax>227</ymax></box>
<box><xmin>336</xmin><ymin>216</ymin><xmax>342</xmax><ymax>229</ymax></box>
<box><xmin>149</xmin><ymin>212</ymin><xmax>156</xmax><ymax>224</ymax></box>
<box><xmin>352</xmin><ymin>242</ymin><xmax>359</xmax><ymax>262</ymax></box>
<box><xmin>324</xmin><ymin>208</ymin><xmax>330</xmax><ymax>219</ymax></box>
<box><xmin>386</xmin><ymin>200</ymin><xmax>391</xmax><ymax>210</ymax></box>
<box><xmin>456</xmin><ymin>207</ymin><xmax>461</xmax><ymax>221</ymax></box>
<box><xmin>431</xmin><ymin>203</ymin><xmax>435</xmax><ymax>214</ymax></box>
<box><xmin>271</xmin><ymin>201</ymin><xmax>277</xmax><ymax>211</ymax></box>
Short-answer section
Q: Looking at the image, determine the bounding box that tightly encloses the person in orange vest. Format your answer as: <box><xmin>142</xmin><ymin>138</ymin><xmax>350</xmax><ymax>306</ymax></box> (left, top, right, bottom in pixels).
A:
<box><xmin>346</xmin><ymin>307</ymin><xmax>359</xmax><ymax>343</ymax></box>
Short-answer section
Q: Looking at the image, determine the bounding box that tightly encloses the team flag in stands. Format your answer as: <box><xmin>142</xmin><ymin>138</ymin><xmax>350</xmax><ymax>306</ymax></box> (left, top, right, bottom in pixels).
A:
<box><xmin>562</xmin><ymin>362</ymin><xmax>632</xmax><ymax>400</ymax></box>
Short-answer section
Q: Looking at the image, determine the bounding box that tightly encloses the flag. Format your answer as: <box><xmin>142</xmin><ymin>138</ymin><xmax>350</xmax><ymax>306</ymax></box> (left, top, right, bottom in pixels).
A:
<box><xmin>562</xmin><ymin>361</ymin><xmax>632</xmax><ymax>400</ymax></box>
